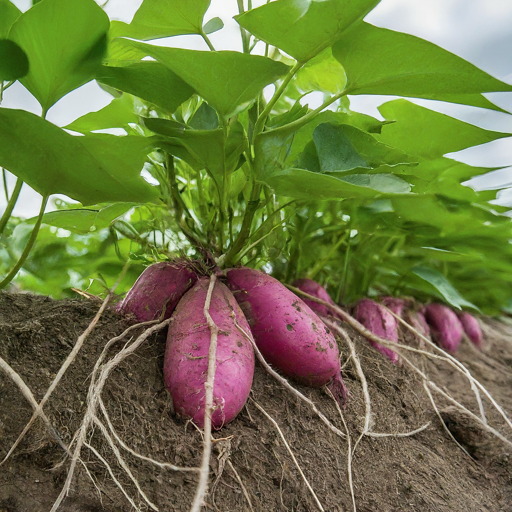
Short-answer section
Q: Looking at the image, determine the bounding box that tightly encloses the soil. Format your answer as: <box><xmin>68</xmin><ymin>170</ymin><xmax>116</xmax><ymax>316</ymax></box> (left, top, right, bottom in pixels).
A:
<box><xmin>0</xmin><ymin>291</ymin><xmax>511</xmax><ymax>512</ymax></box>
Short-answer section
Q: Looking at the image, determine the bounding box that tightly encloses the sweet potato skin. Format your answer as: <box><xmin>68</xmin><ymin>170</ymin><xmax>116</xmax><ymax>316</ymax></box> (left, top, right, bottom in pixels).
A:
<box><xmin>118</xmin><ymin>262</ymin><xmax>197</xmax><ymax>322</ymax></box>
<box><xmin>424</xmin><ymin>303</ymin><xmax>463</xmax><ymax>353</ymax></box>
<box><xmin>457</xmin><ymin>311</ymin><xmax>483</xmax><ymax>349</ymax></box>
<box><xmin>164</xmin><ymin>278</ymin><xmax>255</xmax><ymax>428</ymax></box>
<box><xmin>355</xmin><ymin>299</ymin><xmax>399</xmax><ymax>363</ymax></box>
<box><xmin>292</xmin><ymin>278</ymin><xmax>338</xmax><ymax>319</ymax></box>
<box><xmin>381</xmin><ymin>297</ymin><xmax>405</xmax><ymax>318</ymax></box>
<box><xmin>226</xmin><ymin>268</ymin><xmax>345</xmax><ymax>398</ymax></box>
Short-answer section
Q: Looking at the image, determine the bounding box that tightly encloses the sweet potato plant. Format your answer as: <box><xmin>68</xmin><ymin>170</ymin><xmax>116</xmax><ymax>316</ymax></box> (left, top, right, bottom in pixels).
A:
<box><xmin>0</xmin><ymin>0</ymin><xmax>511</xmax><ymax>318</ymax></box>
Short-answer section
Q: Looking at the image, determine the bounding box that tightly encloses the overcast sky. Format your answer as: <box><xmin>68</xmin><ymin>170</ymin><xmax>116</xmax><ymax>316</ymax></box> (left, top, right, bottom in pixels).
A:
<box><xmin>2</xmin><ymin>0</ymin><xmax>512</xmax><ymax>216</ymax></box>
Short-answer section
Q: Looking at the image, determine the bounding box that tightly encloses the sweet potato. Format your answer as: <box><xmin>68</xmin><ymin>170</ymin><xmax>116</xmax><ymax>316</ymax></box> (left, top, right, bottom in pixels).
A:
<box><xmin>164</xmin><ymin>278</ymin><xmax>255</xmax><ymax>428</ymax></box>
<box><xmin>407</xmin><ymin>309</ymin><xmax>430</xmax><ymax>340</ymax></box>
<box><xmin>292</xmin><ymin>278</ymin><xmax>339</xmax><ymax>319</ymax></box>
<box><xmin>226</xmin><ymin>268</ymin><xmax>346</xmax><ymax>403</ymax></box>
<box><xmin>381</xmin><ymin>296</ymin><xmax>405</xmax><ymax>318</ymax></box>
<box><xmin>117</xmin><ymin>261</ymin><xmax>197</xmax><ymax>322</ymax></box>
<box><xmin>424</xmin><ymin>303</ymin><xmax>463</xmax><ymax>353</ymax></box>
<box><xmin>457</xmin><ymin>311</ymin><xmax>483</xmax><ymax>349</ymax></box>
<box><xmin>355</xmin><ymin>299</ymin><xmax>399</xmax><ymax>363</ymax></box>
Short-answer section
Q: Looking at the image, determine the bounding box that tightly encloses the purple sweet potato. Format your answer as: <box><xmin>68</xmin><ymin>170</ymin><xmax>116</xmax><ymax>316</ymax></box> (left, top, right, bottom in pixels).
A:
<box><xmin>457</xmin><ymin>311</ymin><xmax>483</xmax><ymax>349</ymax></box>
<box><xmin>226</xmin><ymin>268</ymin><xmax>346</xmax><ymax>403</ymax></box>
<box><xmin>355</xmin><ymin>299</ymin><xmax>399</xmax><ymax>363</ymax></box>
<box><xmin>292</xmin><ymin>278</ymin><xmax>339</xmax><ymax>319</ymax></box>
<box><xmin>164</xmin><ymin>278</ymin><xmax>255</xmax><ymax>428</ymax></box>
<box><xmin>381</xmin><ymin>296</ymin><xmax>405</xmax><ymax>318</ymax></box>
<box><xmin>424</xmin><ymin>303</ymin><xmax>463</xmax><ymax>353</ymax></box>
<box><xmin>407</xmin><ymin>309</ymin><xmax>430</xmax><ymax>340</ymax></box>
<box><xmin>117</xmin><ymin>262</ymin><xmax>197</xmax><ymax>322</ymax></box>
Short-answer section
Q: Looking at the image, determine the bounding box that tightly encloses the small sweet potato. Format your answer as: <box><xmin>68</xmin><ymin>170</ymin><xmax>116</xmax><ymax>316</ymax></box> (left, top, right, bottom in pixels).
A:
<box><xmin>355</xmin><ymin>299</ymin><xmax>399</xmax><ymax>363</ymax></box>
<box><xmin>407</xmin><ymin>309</ymin><xmax>431</xmax><ymax>340</ymax></box>
<box><xmin>424</xmin><ymin>303</ymin><xmax>463</xmax><ymax>353</ymax></box>
<box><xmin>226</xmin><ymin>268</ymin><xmax>347</xmax><ymax>403</ymax></box>
<box><xmin>381</xmin><ymin>296</ymin><xmax>405</xmax><ymax>318</ymax></box>
<box><xmin>292</xmin><ymin>278</ymin><xmax>339</xmax><ymax>319</ymax></box>
<box><xmin>164</xmin><ymin>278</ymin><xmax>255</xmax><ymax>428</ymax></box>
<box><xmin>117</xmin><ymin>262</ymin><xmax>197</xmax><ymax>322</ymax></box>
<box><xmin>457</xmin><ymin>311</ymin><xmax>483</xmax><ymax>349</ymax></box>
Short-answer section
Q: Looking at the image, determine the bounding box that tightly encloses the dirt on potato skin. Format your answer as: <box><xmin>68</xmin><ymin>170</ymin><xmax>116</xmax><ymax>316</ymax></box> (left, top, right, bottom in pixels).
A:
<box><xmin>0</xmin><ymin>291</ymin><xmax>511</xmax><ymax>512</ymax></box>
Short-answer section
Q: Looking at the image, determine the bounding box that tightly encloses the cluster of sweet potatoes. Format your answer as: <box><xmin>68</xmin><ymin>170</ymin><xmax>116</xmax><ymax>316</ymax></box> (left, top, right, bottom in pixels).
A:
<box><xmin>117</xmin><ymin>263</ymin><xmax>346</xmax><ymax>428</ymax></box>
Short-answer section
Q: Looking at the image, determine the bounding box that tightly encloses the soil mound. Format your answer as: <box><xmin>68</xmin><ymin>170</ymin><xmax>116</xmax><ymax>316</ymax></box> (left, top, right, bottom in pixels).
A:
<box><xmin>0</xmin><ymin>291</ymin><xmax>511</xmax><ymax>511</ymax></box>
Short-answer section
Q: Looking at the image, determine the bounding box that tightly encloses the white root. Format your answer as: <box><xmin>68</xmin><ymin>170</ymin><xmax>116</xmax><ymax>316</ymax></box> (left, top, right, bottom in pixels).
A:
<box><xmin>325</xmin><ymin>387</ymin><xmax>356</xmax><ymax>512</ymax></box>
<box><xmin>2</xmin><ymin>266</ymin><xmax>129</xmax><ymax>465</ymax></box>
<box><xmin>51</xmin><ymin>317</ymin><xmax>174</xmax><ymax>512</ymax></box>
<box><xmin>0</xmin><ymin>355</ymin><xmax>69</xmax><ymax>456</ymax></box>
<box><xmin>321</xmin><ymin>319</ymin><xmax>370</xmax><ymax>456</ymax></box>
<box><xmin>251</xmin><ymin>399</ymin><xmax>325</xmax><ymax>512</ymax></box>
<box><xmin>227</xmin><ymin>460</ymin><xmax>254</xmax><ymax>512</ymax></box>
<box><xmin>366</xmin><ymin>423</ymin><xmax>431</xmax><ymax>438</ymax></box>
<box><xmin>288</xmin><ymin>285</ymin><xmax>512</xmax><ymax>448</ymax></box>
<box><xmin>190</xmin><ymin>275</ymin><xmax>219</xmax><ymax>512</ymax></box>
<box><xmin>423</xmin><ymin>382</ymin><xmax>473</xmax><ymax>460</ymax></box>
<box><xmin>233</xmin><ymin>317</ymin><xmax>346</xmax><ymax>440</ymax></box>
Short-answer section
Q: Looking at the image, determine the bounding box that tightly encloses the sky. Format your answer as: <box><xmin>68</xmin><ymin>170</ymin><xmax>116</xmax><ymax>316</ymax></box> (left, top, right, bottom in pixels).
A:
<box><xmin>2</xmin><ymin>0</ymin><xmax>512</xmax><ymax>216</ymax></box>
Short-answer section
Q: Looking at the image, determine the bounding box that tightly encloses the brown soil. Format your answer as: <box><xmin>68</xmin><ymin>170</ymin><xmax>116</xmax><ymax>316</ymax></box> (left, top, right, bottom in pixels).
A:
<box><xmin>0</xmin><ymin>291</ymin><xmax>511</xmax><ymax>512</ymax></box>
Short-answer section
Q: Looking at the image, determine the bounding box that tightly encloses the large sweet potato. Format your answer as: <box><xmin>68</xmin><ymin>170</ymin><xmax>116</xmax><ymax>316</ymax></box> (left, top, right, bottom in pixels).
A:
<box><xmin>164</xmin><ymin>278</ymin><xmax>255</xmax><ymax>428</ymax></box>
<box><xmin>226</xmin><ymin>268</ymin><xmax>346</xmax><ymax>403</ymax></box>
<box><xmin>424</xmin><ymin>303</ymin><xmax>463</xmax><ymax>353</ymax></box>
<box><xmin>292</xmin><ymin>278</ymin><xmax>339</xmax><ymax>319</ymax></box>
<box><xmin>355</xmin><ymin>299</ymin><xmax>399</xmax><ymax>363</ymax></box>
<box><xmin>117</xmin><ymin>261</ymin><xmax>197</xmax><ymax>322</ymax></box>
<box><xmin>457</xmin><ymin>311</ymin><xmax>483</xmax><ymax>349</ymax></box>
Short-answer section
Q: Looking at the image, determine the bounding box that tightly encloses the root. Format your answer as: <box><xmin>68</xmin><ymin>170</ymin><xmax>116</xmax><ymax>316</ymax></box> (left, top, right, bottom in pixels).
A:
<box><xmin>233</xmin><ymin>317</ymin><xmax>346</xmax><ymax>440</ymax></box>
<box><xmin>190</xmin><ymin>274</ymin><xmax>219</xmax><ymax>512</ymax></box>
<box><xmin>365</xmin><ymin>422</ymin><xmax>431</xmax><ymax>438</ymax></box>
<box><xmin>0</xmin><ymin>355</ymin><xmax>69</xmax><ymax>456</ymax></box>
<box><xmin>322</xmin><ymin>319</ymin><xmax>370</xmax><ymax>456</ymax></box>
<box><xmin>1</xmin><ymin>267</ymin><xmax>129</xmax><ymax>465</ymax></box>
<box><xmin>325</xmin><ymin>387</ymin><xmax>356</xmax><ymax>512</ymax></box>
<box><xmin>227</xmin><ymin>460</ymin><xmax>254</xmax><ymax>512</ymax></box>
<box><xmin>423</xmin><ymin>382</ymin><xmax>473</xmax><ymax>460</ymax></box>
<box><xmin>50</xmin><ymin>317</ymin><xmax>179</xmax><ymax>512</ymax></box>
<box><xmin>288</xmin><ymin>286</ymin><xmax>512</xmax><ymax>448</ymax></box>
<box><xmin>251</xmin><ymin>398</ymin><xmax>325</xmax><ymax>512</ymax></box>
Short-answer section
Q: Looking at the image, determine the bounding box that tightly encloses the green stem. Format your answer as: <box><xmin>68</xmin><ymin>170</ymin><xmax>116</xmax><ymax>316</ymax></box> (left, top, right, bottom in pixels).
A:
<box><xmin>237</xmin><ymin>0</ymin><xmax>250</xmax><ymax>53</ymax></box>
<box><xmin>307</xmin><ymin>231</ymin><xmax>349</xmax><ymax>281</ymax></box>
<box><xmin>2</xmin><ymin>168</ymin><xmax>9</xmax><ymax>202</ymax></box>
<box><xmin>222</xmin><ymin>182</ymin><xmax>262</xmax><ymax>267</ymax></box>
<box><xmin>338</xmin><ymin>233</ymin><xmax>352</xmax><ymax>303</ymax></box>
<box><xmin>0</xmin><ymin>195</ymin><xmax>48</xmax><ymax>291</ymax></box>
<box><xmin>200</xmin><ymin>30</ymin><xmax>216</xmax><ymax>51</ymax></box>
<box><xmin>0</xmin><ymin>178</ymin><xmax>23</xmax><ymax>236</ymax></box>
<box><xmin>268</xmin><ymin>91</ymin><xmax>346</xmax><ymax>137</ymax></box>
<box><xmin>253</xmin><ymin>62</ymin><xmax>303</xmax><ymax>139</ymax></box>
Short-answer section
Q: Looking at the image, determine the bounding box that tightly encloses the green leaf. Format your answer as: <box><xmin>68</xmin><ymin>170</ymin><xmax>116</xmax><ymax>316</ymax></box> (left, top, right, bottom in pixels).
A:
<box><xmin>264</xmin><ymin>168</ymin><xmax>410</xmax><ymax>200</ymax></box>
<box><xmin>9</xmin><ymin>0</ymin><xmax>109</xmax><ymax>112</ymax></box>
<box><xmin>0</xmin><ymin>0</ymin><xmax>21</xmax><ymax>38</ymax></box>
<box><xmin>203</xmin><ymin>17</ymin><xmax>223</xmax><ymax>35</ymax></box>
<box><xmin>32</xmin><ymin>203</ymin><xmax>136</xmax><ymax>234</ymax></box>
<box><xmin>110</xmin><ymin>0</ymin><xmax>211</xmax><ymax>40</ymax></box>
<box><xmin>235</xmin><ymin>0</ymin><xmax>381</xmax><ymax>63</ymax></box>
<box><xmin>0</xmin><ymin>108</ymin><xmax>158</xmax><ymax>205</ymax></box>
<box><xmin>64</xmin><ymin>94</ymin><xmax>138</xmax><ymax>133</ymax></box>
<box><xmin>376</xmin><ymin>100</ymin><xmax>510</xmax><ymax>160</ymax></box>
<box><xmin>145</xmin><ymin>117</ymin><xmax>247</xmax><ymax>185</ymax></box>
<box><xmin>0</xmin><ymin>39</ymin><xmax>29</xmax><ymax>81</ymax></box>
<box><xmin>295</xmin><ymin>48</ymin><xmax>346</xmax><ymax>94</ymax></box>
<box><xmin>96</xmin><ymin>62</ymin><xmax>194</xmax><ymax>114</ymax></box>
<box><xmin>333</xmin><ymin>23</ymin><xmax>512</xmax><ymax>112</ymax></box>
<box><xmin>411</xmin><ymin>266</ymin><xmax>477</xmax><ymax>310</ymax></box>
<box><xmin>126</xmin><ymin>41</ymin><xmax>290</xmax><ymax>119</ymax></box>
<box><xmin>189</xmin><ymin>102</ymin><xmax>219</xmax><ymax>130</ymax></box>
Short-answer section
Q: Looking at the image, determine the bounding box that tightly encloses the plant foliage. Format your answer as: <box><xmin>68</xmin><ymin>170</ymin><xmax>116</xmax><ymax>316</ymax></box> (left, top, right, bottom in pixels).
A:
<box><xmin>0</xmin><ymin>0</ymin><xmax>511</xmax><ymax>315</ymax></box>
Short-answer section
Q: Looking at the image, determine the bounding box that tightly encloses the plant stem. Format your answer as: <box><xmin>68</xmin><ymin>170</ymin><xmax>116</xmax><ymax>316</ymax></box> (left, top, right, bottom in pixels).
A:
<box><xmin>237</xmin><ymin>0</ymin><xmax>251</xmax><ymax>53</ymax></box>
<box><xmin>253</xmin><ymin>62</ymin><xmax>303</xmax><ymax>139</ymax></box>
<box><xmin>0</xmin><ymin>178</ymin><xmax>23</xmax><ymax>236</ymax></box>
<box><xmin>200</xmin><ymin>30</ymin><xmax>216</xmax><ymax>51</ymax></box>
<box><xmin>222</xmin><ymin>182</ymin><xmax>262</xmax><ymax>267</ymax></box>
<box><xmin>308</xmin><ymin>231</ymin><xmax>349</xmax><ymax>281</ymax></box>
<box><xmin>0</xmin><ymin>195</ymin><xmax>48</xmax><ymax>291</ymax></box>
<box><xmin>2</xmin><ymin>169</ymin><xmax>9</xmax><ymax>202</ymax></box>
